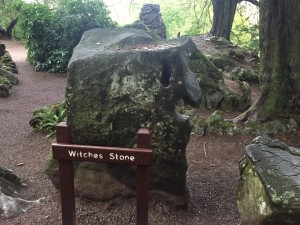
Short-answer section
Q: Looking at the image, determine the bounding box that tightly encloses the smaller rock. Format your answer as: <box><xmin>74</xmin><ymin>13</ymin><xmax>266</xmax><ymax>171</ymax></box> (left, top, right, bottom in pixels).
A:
<box><xmin>206</xmin><ymin>110</ymin><xmax>237</xmax><ymax>135</ymax></box>
<box><xmin>0</xmin><ymin>76</ymin><xmax>10</xmax><ymax>97</ymax></box>
<box><xmin>212</xmin><ymin>56</ymin><xmax>236</xmax><ymax>71</ymax></box>
<box><xmin>228</xmin><ymin>50</ymin><xmax>245</xmax><ymax>61</ymax></box>
<box><xmin>0</xmin><ymin>49</ymin><xmax>18</xmax><ymax>73</ymax></box>
<box><xmin>0</xmin><ymin>42</ymin><xmax>5</xmax><ymax>56</ymax></box>
<box><xmin>0</xmin><ymin>68</ymin><xmax>18</xmax><ymax>85</ymax></box>
<box><xmin>0</xmin><ymin>165</ymin><xmax>22</xmax><ymax>196</ymax></box>
<box><xmin>230</xmin><ymin>67</ymin><xmax>259</xmax><ymax>85</ymax></box>
<box><xmin>139</xmin><ymin>4</ymin><xmax>167</xmax><ymax>39</ymax></box>
<box><xmin>237</xmin><ymin>136</ymin><xmax>300</xmax><ymax>225</ymax></box>
<box><xmin>209</xmin><ymin>36</ymin><xmax>231</xmax><ymax>45</ymax></box>
<box><xmin>0</xmin><ymin>192</ymin><xmax>44</xmax><ymax>218</ymax></box>
<box><xmin>16</xmin><ymin>163</ymin><xmax>25</xmax><ymax>167</ymax></box>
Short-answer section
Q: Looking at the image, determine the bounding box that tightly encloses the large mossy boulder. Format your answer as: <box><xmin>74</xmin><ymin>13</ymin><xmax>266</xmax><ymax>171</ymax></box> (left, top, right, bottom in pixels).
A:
<box><xmin>237</xmin><ymin>136</ymin><xmax>300</xmax><ymax>225</ymax></box>
<box><xmin>47</xmin><ymin>28</ymin><xmax>202</xmax><ymax>205</ymax></box>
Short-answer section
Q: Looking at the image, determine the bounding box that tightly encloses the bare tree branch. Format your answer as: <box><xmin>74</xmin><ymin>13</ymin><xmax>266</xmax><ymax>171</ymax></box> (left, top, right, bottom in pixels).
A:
<box><xmin>6</xmin><ymin>16</ymin><xmax>18</xmax><ymax>38</ymax></box>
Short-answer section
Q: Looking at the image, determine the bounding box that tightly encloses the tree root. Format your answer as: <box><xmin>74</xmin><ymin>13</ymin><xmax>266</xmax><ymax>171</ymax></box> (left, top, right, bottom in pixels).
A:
<box><xmin>233</xmin><ymin>100</ymin><xmax>259</xmax><ymax>123</ymax></box>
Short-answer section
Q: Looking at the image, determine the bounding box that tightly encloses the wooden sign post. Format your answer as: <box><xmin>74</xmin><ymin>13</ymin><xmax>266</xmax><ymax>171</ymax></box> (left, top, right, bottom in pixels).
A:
<box><xmin>52</xmin><ymin>122</ymin><xmax>153</xmax><ymax>225</ymax></box>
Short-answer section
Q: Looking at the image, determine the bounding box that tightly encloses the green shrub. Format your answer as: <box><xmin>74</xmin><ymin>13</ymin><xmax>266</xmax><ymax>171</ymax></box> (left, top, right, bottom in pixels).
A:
<box><xmin>29</xmin><ymin>101</ymin><xmax>66</xmax><ymax>139</ymax></box>
<box><xmin>232</xmin><ymin>24</ymin><xmax>259</xmax><ymax>51</ymax></box>
<box><xmin>19</xmin><ymin>0</ymin><xmax>116</xmax><ymax>72</ymax></box>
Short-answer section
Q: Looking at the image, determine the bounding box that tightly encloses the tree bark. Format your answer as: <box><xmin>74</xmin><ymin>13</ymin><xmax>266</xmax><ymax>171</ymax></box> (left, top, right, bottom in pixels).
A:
<box><xmin>0</xmin><ymin>26</ymin><xmax>7</xmax><ymax>37</ymax></box>
<box><xmin>210</xmin><ymin>0</ymin><xmax>238</xmax><ymax>40</ymax></box>
<box><xmin>235</xmin><ymin>0</ymin><xmax>300</xmax><ymax>122</ymax></box>
<box><xmin>6</xmin><ymin>17</ymin><xmax>18</xmax><ymax>38</ymax></box>
<box><xmin>244</xmin><ymin>0</ymin><xmax>260</xmax><ymax>7</ymax></box>
<box><xmin>0</xmin><ymin>17</ymin><xmax>18</xmax><ymax>39</ymax></box>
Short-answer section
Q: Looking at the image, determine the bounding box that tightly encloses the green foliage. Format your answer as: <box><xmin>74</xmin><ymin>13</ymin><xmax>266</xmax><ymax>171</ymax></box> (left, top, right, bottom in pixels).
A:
<box><xmin>0</xmin><ymin>75</ymin><xmax>10</xmax><ymax>87</ymax></box>
<box><xmin>231</xmin><ymin>4</ymin><xmax>259</xmax><ymax>51</ymax></box>
<box><xmin>157</xmin><ymin>0</ymin><xmax>212</xmax><ymax>37</ymax></box>
<box><xmin>105</xmin><ymin>0</ymin><xmax>212</xmax><ymax>38</ymax></box>
<box><xmin>0</xmin><ymin>0</ymin><xmax>24</xmax><ymax>38</ymax></box>
<box><xmin>29</xmin><ymin>101</ymin><xmax>66</xmax><ymax>139</ymax></box>
<box><xmin>232</xmin><ymin>23</ymin><xmax>259</xmax><ymax>51</ymax></box>
<box><xmin>19</xmin><ymin>0</ymin><xmax>116</xmax><ymax>72</ymax></box>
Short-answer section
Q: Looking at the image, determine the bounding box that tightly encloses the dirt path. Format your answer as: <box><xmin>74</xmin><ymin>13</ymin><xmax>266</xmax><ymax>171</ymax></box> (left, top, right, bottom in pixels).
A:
<box><xmin>0</xmin><ymin>40</ymin><xmax>66</xmax><ymax>224</ymax></box>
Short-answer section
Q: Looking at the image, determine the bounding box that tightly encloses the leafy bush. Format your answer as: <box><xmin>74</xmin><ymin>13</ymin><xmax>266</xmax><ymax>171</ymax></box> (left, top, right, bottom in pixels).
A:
<box><xmin>29</xmin><ymin>101</ymin><xmax>66</xmax><ymax>139</ymax></box>
<box><xmin>19</xmin><ymin>0</ymin><xmax>116</xmax><ymax>72</ymax></box>
<box><xmin>161</xmin><ymin>1</ymin><xmax>212</xmax><ymax>37</ymax></box>
<box><xmin>232</xmin><ymin>23</ymin><xmax>259</xmax><ymax>51</ymax></box>
<box><xmin>231</xmin><ymin>4</ymin><xmax>259</xmax><ymax>51</ymax></box>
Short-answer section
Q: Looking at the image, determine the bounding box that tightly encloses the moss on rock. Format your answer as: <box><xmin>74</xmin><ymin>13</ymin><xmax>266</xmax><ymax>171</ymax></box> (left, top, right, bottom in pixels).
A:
<box><xmin>212</xmin><ymin>56</ymin><xmax>236</xmax><ymax>71</ymax></box>
<box><xmin>237</xmin><ymin>136</ymin><xmax>300</xmax><ymax>225</ymax></box>
<box><xmin>230</xmin><ymin>67</ymin><xmax>259</xmax><ymax>85</ymax></box>
<box><xmin>47</xmin><ymin>28</ymin><xmax>202</xmax><ymax>205</ymax></box>
<box><xmin>0</xmin><ymin>165</ymin><xmax>22</xmax><ymax>196</ymax></box>
<box><xmin>0</xmin><ymin>75</ymin><xmax>10</xmax><ymax>97</ymax></box>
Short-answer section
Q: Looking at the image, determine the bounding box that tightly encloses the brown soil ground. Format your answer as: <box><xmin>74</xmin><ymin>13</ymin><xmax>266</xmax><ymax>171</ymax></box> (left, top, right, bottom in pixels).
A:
<box><xmin>1</xmin><ymin>39</ymin><xmax>299</xmax><ymax>225</ymax></box>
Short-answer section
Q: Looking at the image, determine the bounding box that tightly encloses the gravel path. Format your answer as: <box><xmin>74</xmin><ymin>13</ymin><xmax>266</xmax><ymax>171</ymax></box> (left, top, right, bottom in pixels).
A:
<box><xmin>0</xmin><ymin>40</ymin><xmax>66</xmax><ymax>224</ymax></box>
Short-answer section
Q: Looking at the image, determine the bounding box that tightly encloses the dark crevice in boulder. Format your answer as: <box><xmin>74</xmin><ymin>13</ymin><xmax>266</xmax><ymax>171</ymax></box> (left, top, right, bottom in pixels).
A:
<box><xmin>161</xmin><ymin>60</ymin><xmax>171</xmax><ymax>87</ymax></box>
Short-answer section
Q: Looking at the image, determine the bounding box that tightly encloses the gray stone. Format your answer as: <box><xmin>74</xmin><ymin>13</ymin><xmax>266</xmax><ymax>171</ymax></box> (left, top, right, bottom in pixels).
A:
<box><xmin>220</xmin><ymin>80</ymin><xmax>251</xmax><ymax>112</ymax></box>
<box><xmin>0</xmin><ymin>191</ymin><xmax>44</xmax><ymax>218</ymax></box>
<box><xmin>0</xmin><ymin>68</ymin><xmax>18</xmax><ymax>85</ymax></box>
<box><xmin>47</xmin><ymin>28</ymin><xmax>201</xmax><ymax>205</ymax></box>
<box><xmin>212</xmin><ymin>56</ymin><xmax>236</xmax><ymax>71</ymax></box>
<box><xmin>230</xmin><ymin>67</ymin><xmax>259</xmax><ymax>85</ymax></box>
<box><xmin>0</xmin><ymin>165</ymin><xmax>44</xmax><ymax>218</ymax></box>
<box><xmin>0</xmin><ymin>165</ymin><xmax>22</xmax><ymax>196</ymax></box>
<box><xmin>0</xmin><ymin>75</ymin><xmax>10</xmax><ymax>97</ymax></box>
<box><xmin>188</xmin><ymin>50</ymin><xmax>250</xmax><ymax>111</ymax></box>
<box><xmin>139</xmin><ymin>4</ymin><xmax>167</xmax><ymax>39</ymax></box>
<box><xmin>237</xmin><ymin>136</ymin><xmax>300</xmax><ymax>225</ymax></box>
<box><xmin>0</xmin><ymin>42</ymin><xmax>5</xmax><ymax>56</ymax></box>
<box><xmin>0</xmin><ymin>43</ymin><xmax>18</xmax><ymax>74</ymax></box>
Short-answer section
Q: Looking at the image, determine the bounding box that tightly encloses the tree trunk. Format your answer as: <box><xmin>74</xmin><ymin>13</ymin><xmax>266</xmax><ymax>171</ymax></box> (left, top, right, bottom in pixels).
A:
<box><xmin>6</xmin><ymin>17</ymin><xmax>18</xmax><ymax>38</ymax></box>
<box><xmin>0</xmin><ymin>17</ymin><xmax>18</xmax><ymax>39</ymax></box>
<box><xmin>210</xmin><ymin>0</ymin><xmax>238</xmax><ymax>40</ymax></box>
<box><xmin>0</xmin><ymin>26</ymin><xmax>7</xmax><ymax>37</ymax></box>
<box><xmin>235</xmin><ymin>0</ymin><xmax>300</xmax><ymax>122</ymax></box>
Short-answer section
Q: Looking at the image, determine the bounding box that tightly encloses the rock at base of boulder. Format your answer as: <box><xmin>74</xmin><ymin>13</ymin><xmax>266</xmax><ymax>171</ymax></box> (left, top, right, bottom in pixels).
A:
<box><xmin>0</xmin><ymin>75</ymin><xmax>11</xmax><ymax>97</ymax></box>
<box><xmin>0</xmin><ymin>68</ymin><xmax>18</xmax><ymax>85</ymax></box>
<box><xmin>237</xmin><ymin>136</ymin><xmax>300</xmax><ymax>225</ymax></box>
<box><xmin>0</xmin><ymin>165</ymin><xmax>22</xmax><ymax>196</ymax></box>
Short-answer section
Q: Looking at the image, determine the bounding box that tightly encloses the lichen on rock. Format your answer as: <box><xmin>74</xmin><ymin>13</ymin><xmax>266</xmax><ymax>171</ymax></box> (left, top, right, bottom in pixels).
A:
<box><xmin>46</xmin><ymin>27</ymin><xmax>202</xmax><ymax>205</ymax></box>
<box><xmin>0</xmin><ymin>75</ymin><xmax>11</xmax><ymax>97</ymax></box>
<box><xmin>237</xmin><ymin>136</ymin><xmax>300</xmax><ymax>225</ymax></box>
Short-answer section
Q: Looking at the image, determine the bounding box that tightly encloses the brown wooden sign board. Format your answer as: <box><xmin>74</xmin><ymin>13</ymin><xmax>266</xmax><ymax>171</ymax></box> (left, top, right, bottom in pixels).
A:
<box><xmin>52</xmin><ymin>143</ymin><xmax>152</xmax><ymax>165</ymax></box>
<box><xmin>52</xmin><ymin>122</ymin><xmax>153</xmax><ymax>225</ymax></box>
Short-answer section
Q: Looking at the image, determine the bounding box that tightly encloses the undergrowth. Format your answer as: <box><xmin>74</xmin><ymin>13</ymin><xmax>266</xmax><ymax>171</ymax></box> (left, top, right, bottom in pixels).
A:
<box><xmin>29</xmin><ymin>101</ymin><xmax>66</xmax><ymax>138</ymax></box>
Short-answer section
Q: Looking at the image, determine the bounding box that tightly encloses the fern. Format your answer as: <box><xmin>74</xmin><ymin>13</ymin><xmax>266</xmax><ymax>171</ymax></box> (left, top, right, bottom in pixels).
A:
<box><xmin>29</xmin><ymin>101</ymin><xmax>66</xmax><ymax>138</ymax></box>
